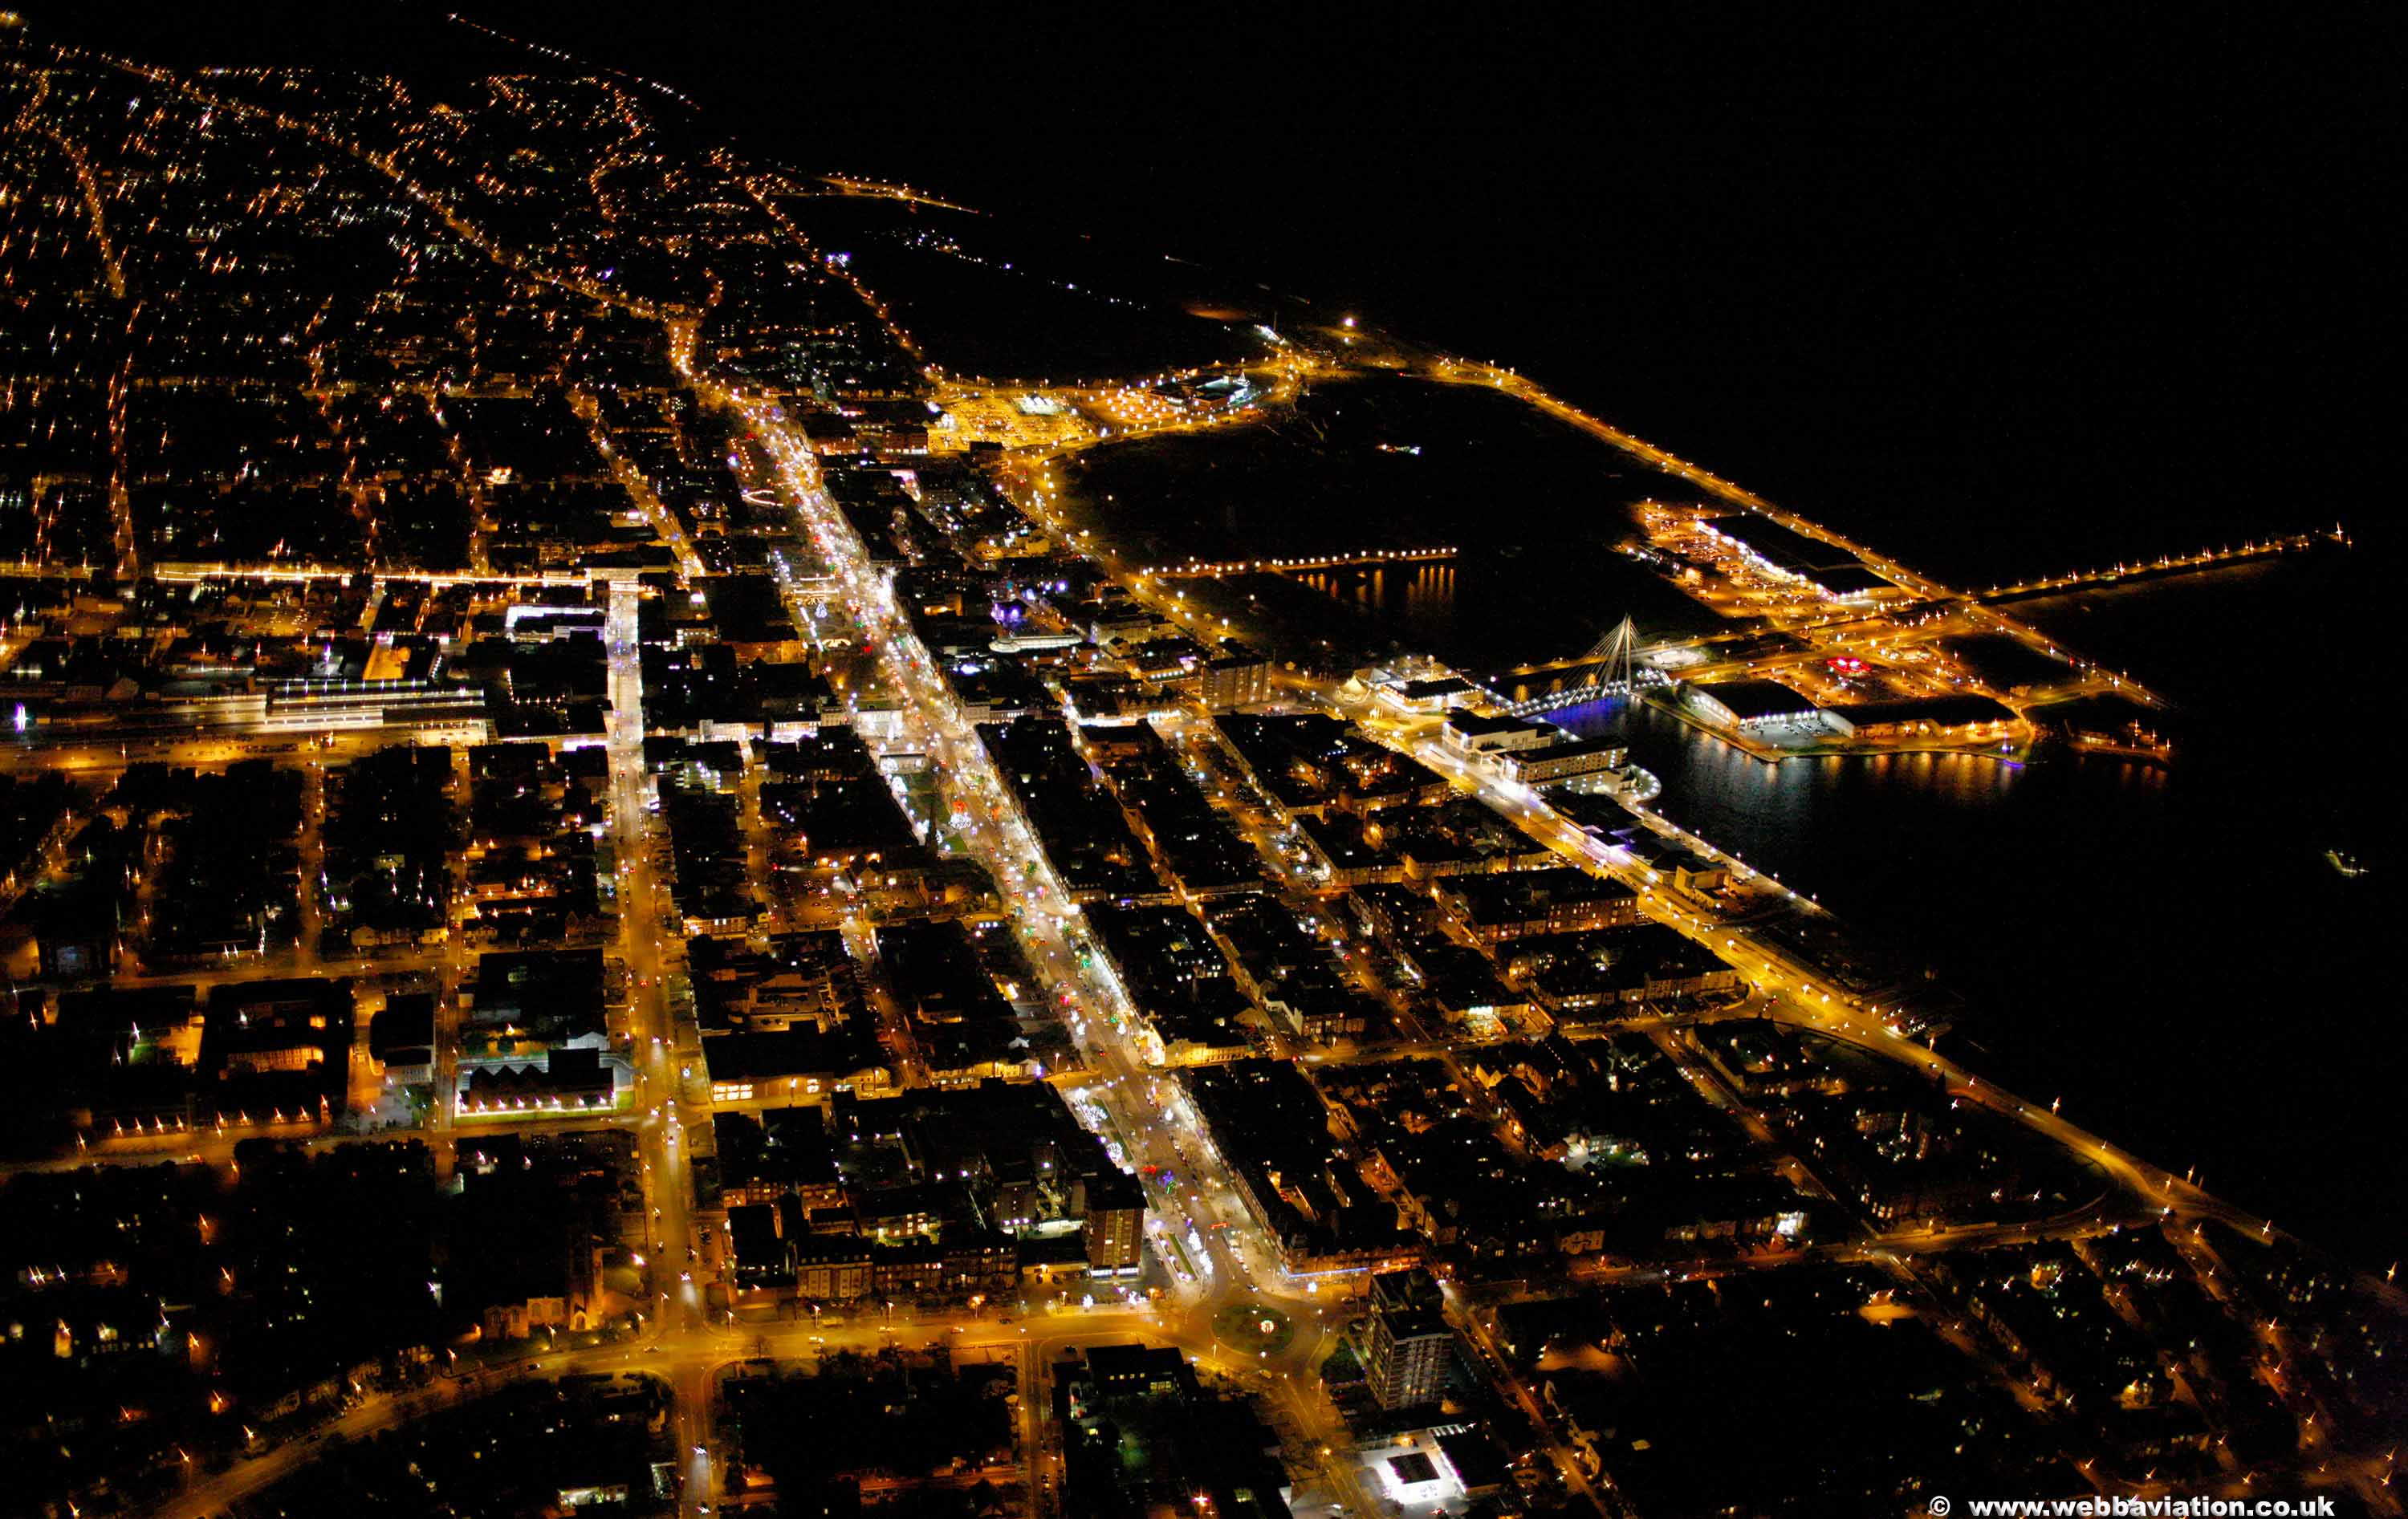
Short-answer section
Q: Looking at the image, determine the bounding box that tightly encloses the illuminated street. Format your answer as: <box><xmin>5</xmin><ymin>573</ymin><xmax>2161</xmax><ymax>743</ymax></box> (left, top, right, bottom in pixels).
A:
<box><xmin>0</xmin><ymin>10</ymin><xmax>2392</xmax><ymax>1519</ymax></box>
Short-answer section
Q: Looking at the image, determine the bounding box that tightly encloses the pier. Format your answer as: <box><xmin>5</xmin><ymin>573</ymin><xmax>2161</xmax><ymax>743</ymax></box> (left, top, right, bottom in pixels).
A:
<box><xmin>1134</xmin><ymin>545</ymin><xmax>1457</xmax><ymax>579</ymax></box>
<box><xmin>1975</xmin><ymin>527</ymin><xmax>2344</xmax><ymax>604</ymax></box>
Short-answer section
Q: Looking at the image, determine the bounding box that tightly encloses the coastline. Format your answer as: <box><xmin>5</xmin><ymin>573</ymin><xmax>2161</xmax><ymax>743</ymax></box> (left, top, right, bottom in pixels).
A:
<box><xmin>1639</xmin><ymin>688</ymin><xmax>2036</xmax><ymax>768</ymax></box>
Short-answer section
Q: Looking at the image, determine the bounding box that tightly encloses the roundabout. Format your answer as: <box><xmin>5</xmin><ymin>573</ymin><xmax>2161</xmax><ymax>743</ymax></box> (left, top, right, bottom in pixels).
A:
<box><xmin>1210</xmin><ymin>1302</ymin><xmax>1297</xmax><ymax>1358</ymax></box>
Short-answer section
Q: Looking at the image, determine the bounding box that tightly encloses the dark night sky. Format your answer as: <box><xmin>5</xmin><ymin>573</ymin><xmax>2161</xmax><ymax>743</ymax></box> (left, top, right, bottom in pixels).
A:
<box><xmin>63</xmin><ymin>2</ymin><xmax>2392</xmax><ymax>558</ymax></box>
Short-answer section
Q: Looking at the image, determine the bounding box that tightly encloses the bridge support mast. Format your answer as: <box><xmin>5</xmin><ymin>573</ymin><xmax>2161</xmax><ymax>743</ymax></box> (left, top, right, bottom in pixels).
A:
<box><xmin>1582</xmin><ymin>615</ymin><xmax>1637</xmax><ymax>701</ymax></box>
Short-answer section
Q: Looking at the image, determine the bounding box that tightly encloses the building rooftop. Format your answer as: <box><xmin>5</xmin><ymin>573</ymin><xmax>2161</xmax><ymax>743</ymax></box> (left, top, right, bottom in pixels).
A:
<box><xmin>1693</xmin><ymin>678</ymin><xmax>1821</xmax><ymax>721</ymax></box>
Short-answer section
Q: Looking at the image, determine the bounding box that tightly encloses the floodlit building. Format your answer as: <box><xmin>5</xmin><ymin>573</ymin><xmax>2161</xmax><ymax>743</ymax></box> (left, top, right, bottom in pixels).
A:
<box><xmin>1365</xmin><ymin>1268</ymin><xmax>1455</xmax><ymax>1411</ymax></box>
<box><xmin>1441</xmin><ymin>712</ymin><xmax>1556</xmax><ymax>756</ymax></box>
<box><xmin>1837</xmin><ymin>694</ymin><xmax>2020</xmax><ymax>741</ymax></box>
<box><xmin>1700</xmin><ymin>515</ymin><xmax>1902</xmax><ymax>600</ymax></box>
<box><xmin>1200</xmin><ymin>640</ymin><xmax>1272</xmax><ymax>710</ymax></box>
<box><xmin>1687</xmin><ymin>679</ymin><xmax>1853</xmax><ymax>737</ymax></box>
<box><xmin>1498</xmin><ymin>735</ymin><xmax>1629</xmax><ymax>784</ymax></box>
<box><xmin>1083</xmin><ymin>1168</ymin><xmax>1146</xmax><ymax>1276</ymax></box>
<box><xmin>1380</xmin><ymin>675</ymin><xmax>1476</xmax><ymax>713</ymax></box>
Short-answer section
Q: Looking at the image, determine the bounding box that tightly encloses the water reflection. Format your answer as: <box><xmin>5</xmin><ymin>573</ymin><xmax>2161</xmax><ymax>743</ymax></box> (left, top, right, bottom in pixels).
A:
<box><xmin>1296</xmin><ymin>562</ymin><xmax>1458</xmax><ymax>653</ymax></box>
<box><xmin>1551</xmin><ymin>698</ymin><xmax>2169</xmax><ymax>893</ymax></box>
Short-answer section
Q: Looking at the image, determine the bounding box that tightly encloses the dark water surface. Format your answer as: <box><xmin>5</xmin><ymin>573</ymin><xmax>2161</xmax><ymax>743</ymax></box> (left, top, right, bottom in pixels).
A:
<box><xmin>1562</xmin><ymin>550</ymin><xmax>2394</xmax><ymax>1267</ymax></box>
